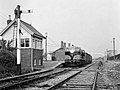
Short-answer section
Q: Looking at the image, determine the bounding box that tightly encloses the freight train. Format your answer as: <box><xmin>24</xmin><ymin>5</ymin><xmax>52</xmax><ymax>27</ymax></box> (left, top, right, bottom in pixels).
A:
<box><xmin>64</xmin><ymin>46</ymin><xmax>92</xmax><ymax>67</ymax></box>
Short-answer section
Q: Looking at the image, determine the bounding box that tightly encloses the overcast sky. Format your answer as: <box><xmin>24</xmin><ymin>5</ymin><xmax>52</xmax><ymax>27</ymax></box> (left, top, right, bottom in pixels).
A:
<box><xmin>1</xmin><ymin>0</ymin><xmax>120</xmax><ymax>58</ymax></box>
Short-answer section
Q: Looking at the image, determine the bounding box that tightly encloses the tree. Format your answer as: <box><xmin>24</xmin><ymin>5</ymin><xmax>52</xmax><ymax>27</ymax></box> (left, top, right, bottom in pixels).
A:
<box><xmin>0</xmin><ymin>39</ymin><xmax>17</xmax><ymax>75</ymax></box>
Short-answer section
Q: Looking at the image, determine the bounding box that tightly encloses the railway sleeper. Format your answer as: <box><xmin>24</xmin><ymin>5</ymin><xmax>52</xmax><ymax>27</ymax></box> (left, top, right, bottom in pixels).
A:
<box><xmin>97</xmin><ymin>84</ymin><xmax>111</xmax><ymax>89</ymax></box>
<box><xmin>62</xmin><ymin>83</ymin><xmax>92</xmax><ymax>88</ymax></box>
<box><xmin>56</xmin><ymin>87</ymin><xmax>91</xmax><ymax>90</ymax></box>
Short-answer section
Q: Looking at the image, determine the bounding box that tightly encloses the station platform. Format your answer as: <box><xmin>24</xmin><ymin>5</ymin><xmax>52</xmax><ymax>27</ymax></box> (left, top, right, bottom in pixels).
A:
<box><xmin>0</xmin><ymin>60</ymin><xmax>65</xmax><ymax>80</ymax></box>
<box><xmin>34</xmin><ymin>60</ymin><xmax>64</xmax><ymax>71</ymax></box>
<box><xmin>23</xmin><ymin>60</ymin><xmax>64</xmax><ymax>77</ymax></box>
<box><xmin>42</xmin><ymin>60</ymin><xmax>64</xmax><ymax>69</ymax></box>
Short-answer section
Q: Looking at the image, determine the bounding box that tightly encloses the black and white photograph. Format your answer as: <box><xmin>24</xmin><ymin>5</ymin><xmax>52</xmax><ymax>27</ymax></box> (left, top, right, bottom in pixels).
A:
<box><xmin>0</xmin><ymin>0</ymin><xmax>120</xmax><ymax>89</ymax></box>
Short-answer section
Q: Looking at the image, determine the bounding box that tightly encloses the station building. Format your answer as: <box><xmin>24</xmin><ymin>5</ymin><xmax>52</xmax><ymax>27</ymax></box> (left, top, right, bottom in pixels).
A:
<box><xmin>51</xmin><ymin>41</ymin><xmax>67</xmax><ymax>61</ymax></box>
<box><xmin>108</xmin><ymin>54</ymin><xmax>120</xmax><ymax>60</ymax></box>
<box><xmin>0</xmin><ymin>18</ymin><xmax>46</xmax><ymax>73</ymax></box>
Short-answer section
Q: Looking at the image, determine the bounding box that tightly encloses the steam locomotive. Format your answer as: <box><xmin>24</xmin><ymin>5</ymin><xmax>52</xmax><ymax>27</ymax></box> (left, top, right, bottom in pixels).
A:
<box><xmin>64</xmin><ymin>46</ymin><xmax>92</xmax><ymax>67</ymax></box>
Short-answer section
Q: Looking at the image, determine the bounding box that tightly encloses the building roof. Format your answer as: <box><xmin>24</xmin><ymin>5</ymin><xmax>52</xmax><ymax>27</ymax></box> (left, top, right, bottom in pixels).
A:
<box><xmin>0</xmin><ymin>19</ymin><xmax>46</xmax><ymax>39</ymax></box>
<box><xmin>52</xmin><ymin>47</ymin><xmax>65</xmax><ymax>54</ymax></box>
<box><xmin>21</xmin><ymin>20</ymin><xmax>46</xmax><ymax>39</ymax></box>
<box><xmin>0</xmin><ymin>19</ymin><xmax>16</xmax><ymax>36</ymax></box>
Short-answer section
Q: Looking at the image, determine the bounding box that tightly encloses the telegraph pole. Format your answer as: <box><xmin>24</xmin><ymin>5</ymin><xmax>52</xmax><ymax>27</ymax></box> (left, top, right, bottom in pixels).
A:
<box><xmin>113</xmin><ymin>38</ymin><xmax>115</xmax><ymax>60</ymax></box>
<box><xmin>14</xmin><ymin>5</ymin><xmax>32</xmax><ymax>74</ymax></box>
<box><xmin>45</xmin><ymin>33</ymin><xmax>48</xmax><ymax>61</ymax></box>
<box><xmin>106</xmin><ymin>49</ymin><xmax>108</xmax><ymax>60</ymax></box>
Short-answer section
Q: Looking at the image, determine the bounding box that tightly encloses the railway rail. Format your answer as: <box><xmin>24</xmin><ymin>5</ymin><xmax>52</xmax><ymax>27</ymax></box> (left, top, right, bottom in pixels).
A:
<box><xmin>22</xmin><ymin>63</ymin><xmax>95</xmax><ymax>90</ymax></box>
<box><xmin>0</xmin><ymin>68</ymin><xmax>70</xmax><ymax>90</ymax></box>
<box><xmin>0</xmin><ymin>61</ymin><xmax>117</xmax><ymax>90</ymax></box>
<box><xmin>27</xmin><ymin>61</ymin><xmax>117</xmax><ymax>90</ymax></box>
<box><xmin>93</xmin><ymin>71</ymin><xmax>118</xmax><ymax>90</ymax></box>
<box><xmin>47</xmin><ymin>63</ymin><xmax>96</xmax><ymax>90</ymax></box>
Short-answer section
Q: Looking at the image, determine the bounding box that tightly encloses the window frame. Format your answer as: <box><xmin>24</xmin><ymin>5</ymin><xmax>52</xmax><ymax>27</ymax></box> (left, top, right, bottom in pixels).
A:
<box><xmin>34</xmin><ymin>59</ymin><xmax>37</xmax><ymax>66</ymax></box>
<box><xmin>39</xmin><ymin>59</ymin><xmax>41</xmax><ymax>65</ymax></box>
<box><xmin>21</xmin><ymin>38</ymin><xmax>30</xmax><ymax>48</ymax></box>
<box><xmin>32</xmin><ymin>38</ymin><xmax>43</xmax><ymax>49</ymax></box>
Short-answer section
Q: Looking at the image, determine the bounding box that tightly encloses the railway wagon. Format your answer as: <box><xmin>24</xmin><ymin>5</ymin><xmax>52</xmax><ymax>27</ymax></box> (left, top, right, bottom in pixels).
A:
<box><xmin>64</xmin><ymin>46</ymin><xmax>92</xmax><ymax>67</ymax></box>
<box><xmin>85</xmin><ymin>53</ymin><xmax>92</xmax><ymax>65</ymax></box>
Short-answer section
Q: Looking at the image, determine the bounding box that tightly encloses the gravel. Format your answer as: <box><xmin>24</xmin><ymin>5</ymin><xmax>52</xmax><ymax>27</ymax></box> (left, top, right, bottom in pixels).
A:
<box><xmin>67</xmin><ymin>71</ymin><xmax>95</xmax><ymax>85</ymax></box>
<box><xmin>24</xmin><ymin>70</ymin><xmax>79</xmax><ymax>90</ymax></box>
<box><xmin>103</xmin><ymin>61</ymin><xmax>120</xmax><ymax>85</ymax></box>
<box><xmin>24</xmin><ymin>61</ymin><xmax>120</xmax><ymax>90</ymax></box>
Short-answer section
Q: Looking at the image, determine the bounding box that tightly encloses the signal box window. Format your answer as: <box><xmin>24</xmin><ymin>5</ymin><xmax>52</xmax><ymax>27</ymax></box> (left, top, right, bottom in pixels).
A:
<box><xmin>32</xmin><ymin>38</ymin><xmax>42</xmax><ymax>49</ymax></box>
<box><xmin>21</xmin><ymin>39</ymin><xmax>24</xmax><ymax>47</ymax></box>
<box><xmin>21</xmin><ymin>38</ymin><xmax>29</xmax><ymax>47</ymax></box>
<box><xmin>25</xmin><ymin>38</ymin><xmax>29</xmax><ymax>47</ymax></box>
<box><xmin>34</xmin><ymin>59</ymin><xmax>36</xmax><ymax>66</ymax></box>
<box><xmin>39</xmin><ymin>59</ymin><xmax>41</xmax><ymax>65</ymax></box>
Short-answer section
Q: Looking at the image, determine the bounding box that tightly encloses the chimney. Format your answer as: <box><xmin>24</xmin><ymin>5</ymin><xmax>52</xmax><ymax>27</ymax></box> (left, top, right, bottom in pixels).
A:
<box><xmin>64</xmin><ymin>42</ymin><xmax>66</xmax><ymax>48</ymax></box>
<box><xmin>61</xmin><ymin>41</ymin><xmax>64</xmax><ymax>48</ymax></box>
<box><xmin>7</xmin><ymin>15</ymin><xmax>12</xmax><ymax>25</ymax></box>
<box><xmin>68</xmin><ymin>43</ymin><xmax>71</xmax><ymax>47</ymax></box>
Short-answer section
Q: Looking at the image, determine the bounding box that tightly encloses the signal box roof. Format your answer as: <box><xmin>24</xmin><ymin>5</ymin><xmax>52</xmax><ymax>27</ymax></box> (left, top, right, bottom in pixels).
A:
<box><xmin>0</xmin><ymin>19</ymin><xmax>46</xmax><ymax>39</ymax></box>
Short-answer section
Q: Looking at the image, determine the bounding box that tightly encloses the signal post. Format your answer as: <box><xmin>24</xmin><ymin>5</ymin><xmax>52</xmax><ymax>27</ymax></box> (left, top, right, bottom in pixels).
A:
<box><xmin>14</xmin><ymin>5</ymin><xmax>32</xmax><ymax>74</ymax></box>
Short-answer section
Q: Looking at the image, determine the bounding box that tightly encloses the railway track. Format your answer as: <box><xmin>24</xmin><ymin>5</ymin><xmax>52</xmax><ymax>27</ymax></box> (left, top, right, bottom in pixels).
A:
<box><xmin>28</xmin><ymin>61</ymin><xmax>117</xmax><ymax>90</ymax></box>
<box><xmin>0</xmin><ymin>68</ymin><xmax>70</xmax><ymax>90</ymax></box>
<box><xmin>0</xmin><ymin>61</ymin><xmax>115</xmax><ymax>90</ymax></box>
<box><xmin>93</xmin><ymin>71</ymin><xmax>118</xmax><ymax>90</ymax></box>
<box><xmin>21</xmin><ymin>63</ymin><xmax>94</xmax><ymax>90</ymax></box>
<box><xmin>47</xmin><ymin>64</ymin><xmax>97</xmax><ymax>90</ymax></box>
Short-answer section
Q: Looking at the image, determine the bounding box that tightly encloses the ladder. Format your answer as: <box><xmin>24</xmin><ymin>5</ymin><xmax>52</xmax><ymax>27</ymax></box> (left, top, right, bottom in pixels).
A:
<box><xmin>13</xmin><ymin>21</ymin><xmax>17</xmax><ymax>47</ymax></box>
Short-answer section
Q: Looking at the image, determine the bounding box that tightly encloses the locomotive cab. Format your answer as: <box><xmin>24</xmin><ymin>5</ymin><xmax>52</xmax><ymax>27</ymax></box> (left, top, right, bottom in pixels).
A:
<box><xmin>81</xmin><ymin>50</ymin><xmax>85</xmax><ymax>58</ymax></box>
